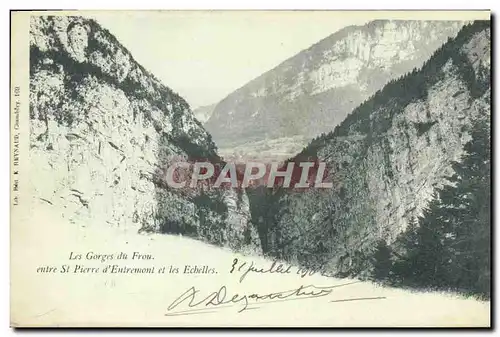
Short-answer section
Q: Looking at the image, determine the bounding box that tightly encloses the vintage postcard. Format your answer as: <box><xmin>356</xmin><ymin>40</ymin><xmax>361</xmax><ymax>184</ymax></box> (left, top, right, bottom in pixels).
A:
<box><xmin>10</xmin><ymin>10</ymin><xmax>491</xmax><ymax>327</ymax></box>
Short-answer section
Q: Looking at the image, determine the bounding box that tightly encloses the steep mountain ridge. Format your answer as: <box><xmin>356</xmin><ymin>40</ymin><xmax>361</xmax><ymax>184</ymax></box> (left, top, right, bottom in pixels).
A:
<box><xmin>205</xmin><ymin>20</ymin><xmax>466</xmax><ymax>149</ymax></box>
<box><xmin>29</xmin><ymin>16</ymin><xmax>260</xmax><ymax>252</ymax></box>
<box><xmin>248</xmin><ymin>21</ymin><xmax>490</xmax><ymax>278</ymax></box>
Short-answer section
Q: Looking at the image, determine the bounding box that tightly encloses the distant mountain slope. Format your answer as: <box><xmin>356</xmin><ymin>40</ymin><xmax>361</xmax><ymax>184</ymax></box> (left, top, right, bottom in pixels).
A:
<box><xmin>248</xmin><ymin>21</ymin><xmax>490</xmax><ymax>284</ymax></box>
<box><xmin>193</xmin><ymin>103</ymin><xmax>216</xmax><ymax>124</ymax></box>
<box><xmin>205</xmin><ymin>20</ymin><xmax>465</xmax><ymax>148</ymax></box>
<box><xmin>29</xmin><ymin>16</ymin><xmax>260</xmax><ymax>251</ymax></box>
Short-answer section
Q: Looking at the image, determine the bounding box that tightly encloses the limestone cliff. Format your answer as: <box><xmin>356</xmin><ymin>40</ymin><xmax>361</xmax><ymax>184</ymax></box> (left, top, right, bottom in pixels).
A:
<box><xmin>205</xmin><ymin>20</ymin><xmax>466</xmax><ymax>149</ymax></box>
<box><xmin>249</xmin><ymin>21</ymin><xmax>490</xmax><ymax>276</ymax></box>
<box><xmin>28</xmin><ymin>16</ymin><xmax>260</xmax><ymax>252</ymax></box>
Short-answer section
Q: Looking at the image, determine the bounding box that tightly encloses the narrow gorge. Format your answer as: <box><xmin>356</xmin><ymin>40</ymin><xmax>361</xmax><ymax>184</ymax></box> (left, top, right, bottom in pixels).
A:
<box><xmin>28</xmin><ymin>16</ymin><xmax>490</xmax><ymax>298</ymax></box>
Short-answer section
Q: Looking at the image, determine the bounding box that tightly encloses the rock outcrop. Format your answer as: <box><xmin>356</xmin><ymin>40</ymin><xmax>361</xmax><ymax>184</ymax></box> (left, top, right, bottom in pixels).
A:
<box><xmin>249</xmin><ymin>21</ymin><xmax>490</xmax><ymax>276</ymax></box>
<box><xmin>29</xmin><ymin>16</ymin><xmax>260</xmax><ymax>252</ymax></box>
<box><xmin>205</xmin><ymin>20</ymin><xmax>466</xmax><ymax>149</ymax></box>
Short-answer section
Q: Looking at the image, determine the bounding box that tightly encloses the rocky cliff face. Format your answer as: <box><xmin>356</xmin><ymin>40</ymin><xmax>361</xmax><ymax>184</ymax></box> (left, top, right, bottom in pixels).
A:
<box><xmin>249</xmin><ymin>21</ymin><xmax>490</xmax><ymax>276</ymax></box>
<box><xmin>205</xmin><ymin>20</ymin><xmax>466</xmax><ymax>149</ymax></box>
<box><xmin>28</xmin><ymin>16</ymin><xmax>260</xmax><ymax>252</ymax></box>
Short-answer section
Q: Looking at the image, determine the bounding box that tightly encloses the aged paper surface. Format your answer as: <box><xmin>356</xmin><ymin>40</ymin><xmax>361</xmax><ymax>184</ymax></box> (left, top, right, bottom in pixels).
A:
<box><xmin>11</xmin><ymin>10</ymin><xmax>491</xmax><ymax>327</ymax></box>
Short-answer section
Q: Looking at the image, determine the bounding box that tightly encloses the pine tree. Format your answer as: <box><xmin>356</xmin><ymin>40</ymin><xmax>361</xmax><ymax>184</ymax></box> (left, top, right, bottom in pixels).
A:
<box><xmin>372</xmin><ymin>239</ymin><xmax>392</xmax><ymax>281</ymax></box>
<box><xmin>390</xmin><ymin>118</ymin><xmax>490</xmax><ymax>297</ymax></box>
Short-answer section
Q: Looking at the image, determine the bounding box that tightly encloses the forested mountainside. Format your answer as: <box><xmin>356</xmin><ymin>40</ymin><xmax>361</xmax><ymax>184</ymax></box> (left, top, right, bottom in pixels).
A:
<box><xmin>205</xmin><ymin>20</ymin><xmax>465</xmax><ymax>148</ymax></box>
<box><xmin>29</xmin><ymin>16</ymin><xmax>260</xmax><ymax>252</ymax></box>
<box><xmin>248</xmin><ymin>21</ymin><xmax>491</xmax><ymax>297</ymax></box>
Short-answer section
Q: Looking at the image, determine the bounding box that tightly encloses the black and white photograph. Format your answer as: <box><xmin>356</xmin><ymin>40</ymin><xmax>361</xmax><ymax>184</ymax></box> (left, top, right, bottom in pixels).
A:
<box><xmin>9</xmin><ymin>10</ymin><xmax>492</xmax><ymax>327</ymax></box>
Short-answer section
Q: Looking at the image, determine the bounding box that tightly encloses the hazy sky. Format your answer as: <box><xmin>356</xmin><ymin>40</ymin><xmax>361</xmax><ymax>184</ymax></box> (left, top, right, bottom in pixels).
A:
<box><xmin>90</xmin><ymin>11</ymin><xmax>370</xmax><ymax>108</ymax></box>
